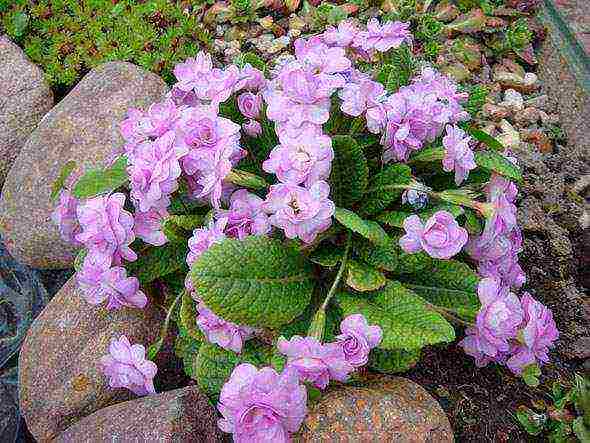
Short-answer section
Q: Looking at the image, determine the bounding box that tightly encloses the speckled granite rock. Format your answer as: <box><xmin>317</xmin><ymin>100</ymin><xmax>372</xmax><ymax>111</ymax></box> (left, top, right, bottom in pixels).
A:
<box><xmin>0</xmin><ymin>62</ymin><xmax>167</xmax><ymax>269</ymax></box>
<box><xmin>0</xmin><ymin>35</ymin><xmax>53</xmax><ymax>187</ymax></box>
<box><xmin>18</xmin><ymin>277</ymin><xmax>164</xmax><ymax>441</ymax></box>
<box><xmin>55</xmin><ymin>386</ymin><xmax>225</xmax><ymax>443</ymax></box>
<box><xmin>297</xmin><ymin>377</ymin><xmax>453</xmax><ymax>442</ymax></box>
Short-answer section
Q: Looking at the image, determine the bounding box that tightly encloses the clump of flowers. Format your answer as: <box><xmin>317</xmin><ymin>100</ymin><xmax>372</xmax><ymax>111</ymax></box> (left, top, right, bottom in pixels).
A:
<box><xmin>51</xmin><ymin>16</ymin><xmax>557</xmax><ymax>442</ymax></box>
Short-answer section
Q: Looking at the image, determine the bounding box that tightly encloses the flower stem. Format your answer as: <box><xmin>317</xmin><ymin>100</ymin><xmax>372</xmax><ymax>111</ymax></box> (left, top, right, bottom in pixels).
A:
<box><xmin>321</xmin><ymin>231</ymin><xmax>352</xmax><ymax>311</ymax></box>
<box><xmin>147</xmin><ymin>290</ymin><xmax>184</xmax><ymax>360</ymax></box>
<box><xmin>425</xmin><ymin>302</ymin><xmax>474</xmax><ymax>328</ymax></box>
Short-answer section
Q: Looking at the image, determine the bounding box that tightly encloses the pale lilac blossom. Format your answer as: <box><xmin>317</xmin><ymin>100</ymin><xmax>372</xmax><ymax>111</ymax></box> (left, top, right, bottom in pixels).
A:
<box><xmin>262</xmin><ymin>128</ymin><xmax>333</xmax><ymax>186</ymax></box>
<box><xmin>506</xmin><ymin>293</ymin><xmax>559</xmax><ymax>374</ymax></box>
<box><xmin>442</xmin><ymin>125</ymin><xmax>477</xmax><ymax>185</ymax></box>
<box><xmin>134</xmin><ymin>206</ymin><xmax>168</xmax><ymax>246</ymax></box>
<box><xmin>100</xmin><ymin>335</ymin><xmax>157</xmax><ymax>396</ymax></box>
<box><xmin>75</xmin><ymin>193</ymin><xmax>137</xmax><ymax>265</ymax></box>
<box><xmin>234</xmin><ymin>64</ymin><xmax>267</xmax><ymax>92</ymax></box>
<box><xmin>237</xmin><ymin>92</ymin><xmax>263</xmax><ymax>119</ymax></box>
<box><xmin>186</xmin><ymin>218</ymin><xmax>228</xmax><ymax>267</ymax></box>
<box><xmin>263</xmin><ymin>181</ymin><xmax>335</xmax><ymax>244</ymax></box>
<box><xmin>218</xmin><ymin>190</ymin><xmax>271</xmax><ymax>240</ymax></box>
<box><xmin>322</xmin><ymin>20</ymin><xmax>359</xmax><ymax>47</ymax></box>
<box><xmin>460</xmin><ymin>278</ymin><xmax>523</xmax><ymax>367</ymax></box>
<box><xmin>119</xmin><ymin>99</ymin><xmax>179</xmax><ymax>147</ymax></box>
<box><xmin>218</xmin><ymin>364</ymin><xmax>307</xmax><ymax>442</ymax></box>
<box><xmin>338</xmin><ymin>79</ymin><xmax>386</xmax><ymax>117</ymax></box>
<box><xmin>277</xmin><ymin>336</ymin><xmax>354</xmax><ymax>389</ymax></box>
<box><xmin>52</xmin><ymin>189</ymin><xmax>82</xmax><ymax>246</ymax></box>
<box><xmin>294</xmin><ymin>36</ymin><xmax>352</xmax><ymax>74</ymax></box>
<box><xmin>336</xmin><ymin>314</ymin><xmax>382</xmax><ymax>368</ymax></box>
<box><xmin>77</xmin><ymin>253</ymin><xmax>147</xmax><ymax>310</ymax></box>
<box><xmin>196</xmin><ymin>302</ymin><xmax>256</xmax><ymax>353</ymax></box>
<box><xmin>399</xmin><ymin>211</ymin><xmax>468</xmax><ymax>259</ymax></box>
<box><xmin>355</xmin><ymin>19</ymin><xmax>412</xmax><ymax>53</ymax></box>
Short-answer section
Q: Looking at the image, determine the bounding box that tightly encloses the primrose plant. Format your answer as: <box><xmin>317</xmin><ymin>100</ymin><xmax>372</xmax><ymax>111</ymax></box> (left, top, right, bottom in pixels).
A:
<box><xmin>51</xmin><ymin>17</ymin><xmax>558</xmax><ymax>442</ymax></box>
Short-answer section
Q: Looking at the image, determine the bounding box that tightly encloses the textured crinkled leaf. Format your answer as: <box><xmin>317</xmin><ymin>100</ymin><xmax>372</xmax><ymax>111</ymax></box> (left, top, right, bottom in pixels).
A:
<box><xmin>50</xmin><ymin>160</ymin><xmax>77</xmax><ymax>200</ymax></box>
<box><xmin>191</xmin><ymin>236</ymin><xmax>314</xmax><ymax>328</ymax></box>
<box><xmin>377</xmin><ymin>210</ymin><xmax>412</xmax><ymax>228</ymax></box>
<box><xmin>369</xmin><ymin>348</ymin><xmax>421</xmax><ymax>374</ymax></box>
<box><xmin>360</xmin><ymin>164</ymin><xmax>412</xmax><ymax>216</ymax></box>
<box><xmin>179</xmin><ymin>291</ymin><xmax>204</xmax><ymax>342</ymax></box>
<box><xmin>355</xmin><ymin>238</ymin><xmax>399</xmax><ymax>272</ymax></box>
<box><xmin>335</xmin><ymin>208</ymin><xmax>389</xmax><ymax>246</ymax></box>
<box><xmin>167</xmin><ymin>215</ymin><xmax>203</xmax><ymax>231</ymax></box>
<box><xmin>395</xmin><ymin>249</ymin><xmax>434</xmax><ymax>275</ymax></box>
<box><xmin>337</xmin><ymin>281</ymin><xmax>455</xmax><ymax>351</ymax></box>
<box><xmin>463</xmin><ymin>208</ymin><xmax>483</xmax><ymax>234</ymax></box>
<box><xmin>398</xmin><ymin>260</ymin><xmax>480</xmax><ymax>320</ymax></box>
<box><xmin>346</xmin><ymin>260</ymin><xmax>386</xmax><ymax>292</ymax></box>
<box><xmin>329</xmin><ymin>135</ymin><xmax>369</xmax><ymax>207</ymax></box>
<box><xmin>309</xmin><ymin>242</ymin><xmax>343</xmax><ymax>267</ymax></box>
<box><xmin>72</xmin><ymin>156</ymin><xmax>129</xmax><ymax>198</ymax></box>
<box><xmin>409</xmin><ymin>147</ymin><xmax>445</xmax><ymax>163</ymax></box>
<box><xmin>474</xmin><ymin>150</ymin><xmax>522</xmax><ymax>183</ymax></box>
<box><xmin>126</xmin><ymin>242</ymin><xmax>189</xmax><ymax>285</ymax></box>
<box><xmin>73</xmin><ymin>249</ymin><xmax>88</xmax><ymax>273</ymax></box>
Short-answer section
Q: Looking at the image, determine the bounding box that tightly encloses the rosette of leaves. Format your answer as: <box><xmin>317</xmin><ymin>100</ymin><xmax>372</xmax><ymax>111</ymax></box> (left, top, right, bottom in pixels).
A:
<box><xmin>65</xmin><ymin>49</ymin><xmax>524</xmax><ymax>401</ymax></box>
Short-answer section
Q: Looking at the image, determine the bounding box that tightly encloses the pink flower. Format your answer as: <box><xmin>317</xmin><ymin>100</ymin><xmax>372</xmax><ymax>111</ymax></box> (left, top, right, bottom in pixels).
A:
<box><xmin>338</xmin><ymin>79</ymin><xmax>386</xmax><ymax>117</ymax></box>
<box><xmin>119</xmin><ymin>99</ymin><xmax>179</xmax><ymax>146</ymax></box>
<box><xmin>77</xmin><ymin>253</ymin><xmax>147</xmax><ymax>310</ymax></box>
<box><xmin>294</xmin><ymin>36</ymin><xmax>352</xmax><ymax>74</ymax></box>
<box><xmin>218</xmin><ymin>364</ymin><xmax>307</xmax><ymax>443</ymax></box>
<box><xmin>460</xmin><ymin>278</ymin><xmax>523</xmax><ymax>367</ymax></box>
<box><xmin>128</xmin><ymin>131</ymin><xmax>188</xmax><ymax>212</ymax></box>
<box><xmin>322</xmin><ymin>20</ymin><xmax>359</xmax><ymax>47</ymax></box>
<box><xmin>506</xmin><ymin>293</ymin><xmax>559</xmax><ymax>375</ymax></box>
<box><xmin>237</xmin><ymin>92</ymin><xmax>263</xmax><ymax>119</ymax></box>
<box><xmin>262</xmin><ymin>128</ymin><xmax>333</xmax><ymax>187</ymax></box>
<box><xmin>234</xmin><ymin>64</ymin><xmax>267</xmax><ymax>92</ymax></box>
<box><xmin>277</xmin><ymin>336</ymin><xmax>354</xmax><ymax>389</ymax></box>
<box><xmin>51</xmin><ymin>189</ymin><xmax>82</xmax><ymax>246</ymax></box>
<box><xmin>399</xmin><ymin>211</ymin><xmax>468</xmax><ymax>259</ymax></box>
<box><xmin>173</xmin><ymin>52</ymin><xmax>214</xmax><ymax>93</ymax></box>
<box><xmin>242</xmin><ymin>120</ymin><xmax>262</xmax><ymax>137</ymax></box>
<box><xmin>336</xmin><ymin>314</ymin><xmax>382</xmax><ymax>368</ymax></box>
<box><xmin>186</xmin><ymin>218</ymin><xmax>228</xmax><ymax>267</ymax></box>
<box><xmin>75</xmin><ymin>193</ymin><xmax>137</xmax><ymax>265</ymax></box>
<box><xmin>100</xmin><ymin>335</ymin><xmax>157</xmax><ymax>396</ymax></box>
<box><xmin>442</xmin><ymin>125</ymin><xmax>476</xmax><ymax>185</ymax></box>
<box><xmin>196</xmin><ymin>302</ymin><xmax>256</xmax><ymax>353</ymax></box>
<box><xmin>177</xmin><ymin>106</ymin><xmax>245</xmax><ymax>208</ymax></box>
<box><xmin>134</xmin><ymin>206</ymin><xmax>168</xmax><ymax>246</ymax></box>
<box><xmin>355</xmin><ymin>19</ymin><xmax>412</xmax><ymax>53</ymax></box>
<box><xmin>263</xmin><ymin>181</ymin><xmax>335</xmax><ymax>244</ymax></box>
<box><xmin>217</xmin><ymin>190</ymin><xmax>271</xmax><ymax>240</ymax></box>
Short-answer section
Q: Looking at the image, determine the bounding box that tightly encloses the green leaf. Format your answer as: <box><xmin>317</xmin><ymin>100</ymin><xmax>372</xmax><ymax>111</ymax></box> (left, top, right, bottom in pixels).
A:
<box><xmin>522</xmin><ymin>364</ymin><xmax>541</xmax><ymax>387</ymax></box>
<box><xmin>369</xmin><ymin>348</ymin><xmax>421</xmax><ymax>374</ymax></box>
<box><xmin>179</xmin><ymin>291</ymin><xmax>203</xmax><ymax>342</ymax></box>
<box><xmin>126</xmin><ymin>242</ymin><xmax>189</xmax><ymax>285</ymax></box>
<box><xmin>474</xmin><ymin>151</ymin><xmax>522</xmax><ymax>183</ymax></box>
<box><xmin>376</xmin><ymin>210</ymin><xmax>412</xmax><ymax>228</ymax></box>
<box><xmin>167</xmin><ymin>215</ymin><xmax>203</xmax><ymax>231</ymax></box>
<box><xmin>191</xmin><ymin>236</ymin><xmax>315</xmax><ymax>328</ymax></box>
<box><xmin>396</xmin><ymin>250</ymin><xmax>434</xmax><ymax>275</ymax></box>
<box><xmin>463</xmin><ymin>208</ymin><xmax>482</xmax><ymax>235</ymax></box>
<box><xmin>335</xmin><ymin>208</ymin><xmax>389</xmax><ymax>246</ymax></box>
<box><xmin>355</xmin><ymin>238</ymin><xmax>399</xmax><ymax>272</ymax></box>
<box><xmin>72</xmin><ymin>157</ymin><xmax>129</xmax><ymax>198</ymax></box>
<box><xmin>346</xmin><ymin>260</ymin><xmax>387</xmax><ymax>292</ymax></box>
<box><xmin>73</xmin><ymin>249</ymin><xmax>87</xmax><ymax>273</ymax></box>
<box><xmin>309</xmin><ymin>242</ymin><xmax>343</xmax><ymax>267</ymax></box>
<box><xmin>337</xmin><ymin>281</ymin><xmax>455</xmax><ymax>351</ymax></box>
<box><xmin>360</xmin><ymin>164</ymin><xmax>413</xmax><ymax>216</ymax></box>
<box><xmin>409</xmin><ymin>147</ymin><xmax>445</xmax><ymax>163</ymax></box>
<box><xmin>516</xmin><ymin>406</ymin><xmax>546</xmax><ymax>436</ymax></box>
<box><xmin>225</xmin><ymin>169</ymin><xmax>269</xmax><ymax>190</ymax></box>
<box><xmin>51</xmin><ymin>160</ymin><xmax>77</xmax><ymax>200</ymax></box>
<box><xmin>467</xmin><ymin>127</ymin><xmax>504</xmax><ymax>151</ymax></box>
<box><xmin>573</xmin><ymin>417</ymin><xmax>590</xmax><ymax>443</ymax></box>
<box><xmin>398</xmin><ymin>260</ymin><xmax>480</xmax><ymax>320</ymax></box>
<box><xmin>329</xmin><ymin>135</ymin><xmax>369</xmax><ymax>207</ymax></box>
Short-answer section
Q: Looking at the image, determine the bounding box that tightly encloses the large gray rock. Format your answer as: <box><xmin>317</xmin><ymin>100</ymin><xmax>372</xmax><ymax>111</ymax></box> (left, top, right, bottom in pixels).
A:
<box><xmin>55</xmin><ymin>386</ymin><xmax>225</xmax><ymax>443</ymax></box>
<box><xmin>0</xmin><ymin>62</ymin><xmax>167</xmax><ymax>269</ymax></box>
<box><xmin>0</xmin><ymin>35</ymin><xmax>53</xmax><ymax>187</ymax></box>
<box><xmin>18</xmin><ymin>277</ymin><xmax>164</xmax><ymax>441</ymax></box>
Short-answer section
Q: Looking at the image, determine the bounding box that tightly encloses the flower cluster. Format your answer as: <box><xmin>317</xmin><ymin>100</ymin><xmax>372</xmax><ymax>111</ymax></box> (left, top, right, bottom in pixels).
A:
<box><xmin>460</xmin><ymin>278</ymin><xmax>558</xmax><ymax>375</ymax></box>
<box><xmin>467</xmin><ymin>164</ymin><xmax>526</xmax><ymax>289</ymax></box>
<box><xmin>219</xmin><ymin>314</ymin><xmax>381</xmax><ymax>441</ymax></box>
